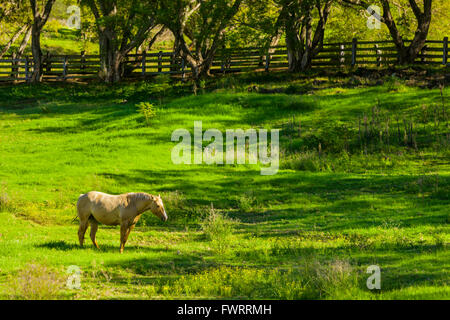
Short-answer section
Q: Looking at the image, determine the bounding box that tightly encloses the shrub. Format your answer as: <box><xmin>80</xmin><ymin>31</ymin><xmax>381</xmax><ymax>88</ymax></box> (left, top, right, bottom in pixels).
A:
<box><xmin>10</xmin><ymin>263</ymin><xmax>65</xmax><ymax>300</ymax></box>
<box><xmin>167</xmin><ymin>258</ymin><xmax>357</xmax><ymax>299</ymax></box>
<box><xmin>200</xmin><ymin>205</ymin><xmax>236</xmax><ymax>253</ymax></box>
<box><xmin>236</xmin><ymin>191</ymin><xmax>256</xmax><ymax>213</ymax></box>
<box><xmin>171</xmin><ymin>266</ymin><xmax>305</xmax><ymax>299</ymax></box>
<box><xmin>281</xmin><ymin>150</ymin><xmax>323</xmax><ymax>172</ymax></box>
<box><xmin>302</xmin><ymin>259</ymin><xmax>357</xmax><ymax>299</ymax></box>
<box><xmin>152</xmin><ymin>75</ymin><xmax>172</xmax><ymax>103</ymax></box>
<box><xmin>137</xmin><ymin>102</ymin><xmax>156</xmax><ymax>126</ymax></box>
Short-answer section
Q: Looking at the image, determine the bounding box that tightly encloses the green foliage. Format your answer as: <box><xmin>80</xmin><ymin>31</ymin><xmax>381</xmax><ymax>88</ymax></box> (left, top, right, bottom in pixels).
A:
<box><xmin>136</xmin><ymin>101</ymin><xmax>156</xmax><ymax>126</ymax></box>
<box><xmin>152</xmin><ymin>74</ymin><xmax>172</xmax><ymax>101</ymax></box>
<box><xmin>8</xmin><ymin>263</ymin><xmax>65</xmax><ymax>300</ymax></box>
<box><xmin>236</xmin><ymin>191</ymin><xmax>256</xmax><ymax>212</ymax></box>
<box><xmin>169</xmin><ymin>258</ymin><xmax>358</xmax><ymax>299</ymax></box>
<box><xmin>200</xmin><ymin>205</ymin><xmax>236</xmax><ymax>253</ymax></box>
<box><xmin>171</xmin><ymin>266</ymin><xmax>306</xmax><ymax>299</ymax></box>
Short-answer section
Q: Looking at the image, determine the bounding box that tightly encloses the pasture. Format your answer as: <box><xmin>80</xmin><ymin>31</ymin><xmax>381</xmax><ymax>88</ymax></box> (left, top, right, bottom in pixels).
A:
<box><xmin>0</xmin><ymin>71</ymin><xmax>448</xmax><ymax>299</ymax></box>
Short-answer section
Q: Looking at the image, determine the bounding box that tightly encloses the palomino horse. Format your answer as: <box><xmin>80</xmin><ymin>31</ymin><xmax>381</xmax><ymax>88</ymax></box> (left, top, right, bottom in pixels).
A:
<box><xmin>76</xmin><ymin>191</ymin><xmax>168</xmax><ymax>253</ymax></box>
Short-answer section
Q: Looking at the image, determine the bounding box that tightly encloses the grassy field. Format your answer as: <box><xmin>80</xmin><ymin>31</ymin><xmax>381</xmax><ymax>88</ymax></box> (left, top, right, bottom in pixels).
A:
<box><xmin>0</xmin><ymin>71</ymin><xmax>448</xmax><ymax>299</ymax></box>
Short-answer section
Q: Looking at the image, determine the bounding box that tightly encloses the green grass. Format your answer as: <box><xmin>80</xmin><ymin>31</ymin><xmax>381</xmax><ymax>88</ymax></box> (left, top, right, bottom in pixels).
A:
<box><xmin>0</xmin><ymin>71</ymin><xmax>448</xmax><ymax>299</ymax></box>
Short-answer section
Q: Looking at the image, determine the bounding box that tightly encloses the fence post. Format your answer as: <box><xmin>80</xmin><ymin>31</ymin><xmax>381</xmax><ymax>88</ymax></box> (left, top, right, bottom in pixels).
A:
<box><xmin>443</xmin><ymin>36</ymin><xmax>448</xmax><ymax>65</ymax></box>
<box><xmin>25</xmin><ymin>56</ymin><xmax>29</xmax><ymax>82</ymax></box>
<box><xmin>170</xmin><ymin>52</ymin><xmax>175</xmax><ymax>72</ymax></box>
<box><xmin>221</xmin><ymin>50</ymin><xmax>225</xmax><ymax>74</ymax></box>
<box><xmin>142</xmin><ymin>50</ymin><xmax>146</xmax><ymax>77</ymax></box>
<box><xmin>81</xmin><ymin>50</ymin><xmax>86</xmax><ymax>71</ymax></box>
<box><xmin>420</xmin><ymin>45</ymin><xmax>427</xmax><ymax>63</ymax></box>
<box><xmin>339</xmin><ymin>44</ymin><xmax>345</xmax><ymax>67</ymax></box>
<box><xmin>265</xmin><ymin>48</ymin><xmax>270</xmax><ymax>72</ymax></box>
<box><xmin>158</xmin><ymin>50</ymin><xmax>163</xmax><ymax>73</ymax></box>
<box><xmin>10</xmin><ymin>53</ymin><xmax>15</xmax><ymax>79</ymax></box>
<box><xmin>11</xmin><ymin>52</ymin><xmax>16</xmax><ymax>80</ymax></box>
<box><xmin>351</xmin><ymin>38</ymin><xmax>357</xmax><ymax>67</ymax></box>
<box><xmin>45</xmin><ymin>52</ymin><xmax>52</xmax><ymax>74</ymax></box>
<box><xmin>375</xmin><ymin>44</ymin><xmax>381</xmax><ymax>67</ymax></box>
<box><xmin>63</xmin><ymin>55</ymin><xmax>68</xmax><ymax>80</ymax></box>
<box><xmin>181</xmin><ymin>57</ymin><xmax>185</xmax><ymax>81</ymax></box>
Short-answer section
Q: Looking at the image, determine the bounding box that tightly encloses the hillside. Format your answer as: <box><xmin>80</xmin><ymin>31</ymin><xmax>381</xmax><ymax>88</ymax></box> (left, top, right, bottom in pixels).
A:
<box><xmin>0</xmin><ymin>72</ymin><xmax>448</xmax><ymax>299</ymax></box>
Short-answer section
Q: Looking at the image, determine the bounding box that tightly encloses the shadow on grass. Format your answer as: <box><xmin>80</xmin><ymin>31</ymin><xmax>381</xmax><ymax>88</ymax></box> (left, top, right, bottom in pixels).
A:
<box><xmin>35</xmin><ymin>240</ymin><xmax>82</xmax><ymax>251</ymax></box>
<box><xmin>35</xmin><ymin>240</ymin><xmax>178</xmax><ymax>254</ymax></box>
<box><xmin>105</xmin><ymin>255</ymin><xmax>214</xmax><ymax>278</ymax></box>
<box><xmin>96</xmin><ymin>166</ymin><xmax>449</xmax><ymax>231</ymax></box>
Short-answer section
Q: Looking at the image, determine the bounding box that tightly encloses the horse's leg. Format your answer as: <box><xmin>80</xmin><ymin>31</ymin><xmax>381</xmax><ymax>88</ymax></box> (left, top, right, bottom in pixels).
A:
<box><xmin>126</xmin><ymin>224</ymin><xmax>135</xmax><ymax>239</ymax></box>
<box><xmin>89</xmin><ymin>219</ymin><xmax>100</xmax><ymax>249</ymax></box>
<box><xmin>119</xmin><ymin>221</ymin><xmax>136</xmax><ymax>253</ymax></box>
<box><xmin>78</xmin><ymin>219</ymin><xmax>89</xmax><ymax>247</ymax></box>
<box><xmin>119</xmin><ymin>221</ymin><xmax>129</xmax><ymax>253</ymax></box>
<box><xmin>123</xmin><ymin>224</ymin><xmax>135</xmax><ymax>249</ymax></box>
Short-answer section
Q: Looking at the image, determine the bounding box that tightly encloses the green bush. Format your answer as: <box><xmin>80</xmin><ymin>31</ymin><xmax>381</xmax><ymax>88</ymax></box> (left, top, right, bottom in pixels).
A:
<box><xmin>281</xmin><ymin>151</ymin><xmax>324</xmax><ymax>172</ymax></box>
<box><xmin>167</xmin><ymin>258</ymin><xmax>357</xmax><ymax>299</ymax></box>
<box><xmin>136</xmin><ymin>102</ymin><xmax>156</xmax><ymax>126</ymax></box>
<box><xmin>236</xmin><ymin>191</ymin><xmax>256</xmax><ymax>213</ymax></box>
<box><xmin>200</xmin><ymin>205</ymin><xmax>236</xmax><ymax>253</ymax></box>
<box><xmin>9</xmin><ymin>263</ymin><xmax>65</xmax><ymax>300</ymax></box>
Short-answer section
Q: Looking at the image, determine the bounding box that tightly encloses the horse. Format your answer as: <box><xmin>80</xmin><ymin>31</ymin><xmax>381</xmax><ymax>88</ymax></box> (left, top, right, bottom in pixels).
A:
<box><xmin>76</xmin><ymin>191</ymin><xmax>168</xmax><ymax>253</ymax></box>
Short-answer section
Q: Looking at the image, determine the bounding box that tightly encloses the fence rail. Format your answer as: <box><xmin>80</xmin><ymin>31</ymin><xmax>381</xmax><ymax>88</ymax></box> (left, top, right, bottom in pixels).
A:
<box><xmin>0</xmin><ymin>37</ymin><xmax>448</xmax><ymax>82</ymax></box>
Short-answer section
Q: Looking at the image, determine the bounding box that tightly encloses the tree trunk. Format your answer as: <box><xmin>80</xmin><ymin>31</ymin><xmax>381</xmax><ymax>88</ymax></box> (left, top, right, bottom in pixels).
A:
<box><xmin>31</xmin><ymin>21</ymin><xmax>43</xmax><ymax>82</ymax></box>
<box><xmin>29</xmin><ymin>0</ymin><xmax>56</xmax><ymax>83</ymax></box>
<box><xmin>198</xmin><ymin>55</ymin><xmax>215</xmax><ymax>78</ymax></box>
<box><xmin>281</xmin><ymin>0</ymin><xmax>330</xmax><ymax>72</ymax></box>
<box><xmin>103</xmin><ymin>53</ymin><xmax>124</xmax><ymax>83</ymax></box>
<box><xmin>380</xmin><ymin>0</ymin><xmax>432</xmax><ymax>64</ymax></box>
<box><xmin>98</xmin><ymin>31</ymin><xmax>124</xmax><ymax>83</ymax></box>
<box><xmin>286</xmin><ymin>38</ymin><xmax>303</xmax><ymax>72</ymax></box>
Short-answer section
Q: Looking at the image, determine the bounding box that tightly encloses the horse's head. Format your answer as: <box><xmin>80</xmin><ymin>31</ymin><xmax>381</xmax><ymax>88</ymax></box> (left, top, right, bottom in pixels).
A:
<box><xmin>150</xmin><ymin>194</ymin><xmax>168</xmax><ymax>222</ymax></box>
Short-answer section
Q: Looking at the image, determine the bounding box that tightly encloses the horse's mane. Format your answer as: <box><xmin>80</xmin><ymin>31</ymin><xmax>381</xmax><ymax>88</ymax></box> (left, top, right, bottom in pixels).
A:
<box><xmin>127</xmin><ymin>192</ymin><xmax>153</xmax><ymax>202</ymax></box>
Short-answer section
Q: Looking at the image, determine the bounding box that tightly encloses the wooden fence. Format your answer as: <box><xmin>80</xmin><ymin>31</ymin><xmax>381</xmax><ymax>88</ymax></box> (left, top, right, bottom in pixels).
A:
<box><xmin>0</xmin><ymin>37</ymin><xmax>447</xmax><ymax>82</ymax></box>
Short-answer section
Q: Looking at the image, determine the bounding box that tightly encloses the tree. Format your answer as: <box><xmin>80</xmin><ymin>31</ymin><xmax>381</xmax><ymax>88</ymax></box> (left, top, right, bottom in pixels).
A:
<box><xmin>83</xmin><ymin>0</ymin><xmax>159</xmax><ymax>83</ymax></box>
<box><xmin>276</xmin><ymin>0</ymin><xmax>332</xmax><ymax>71</ymax></box>
<box><xmin>158</xmin><ymin>0</ymin><xmax>243</xmax><ymax>79</ymax></box>
<box><xmin>229</xmin><ymin>0</ymin><xmax>281</xmax><ymax>48</ymax></box>
<box><xmin>0</xmin><ymin>0</ymin><xmax>32</xmax><ymax>60</ymax></box>
<box><xmin>29</xmin><ymin>0</ymin><xmax>56</xmax><ymax>82</ymax></box>
<box><xmin>0</xmin><ymin>23</ymin><xmax>31</xmax><ymax>59</ymax></box>
<box><xmin>0</xmin><ymin>1</ymin><xmax>21</xmax><ymax>23</ymax></box>
<box><xmin>342</xmin><ymin>0</ymin><xmax>433</xmax><ymax>64</ymax></box>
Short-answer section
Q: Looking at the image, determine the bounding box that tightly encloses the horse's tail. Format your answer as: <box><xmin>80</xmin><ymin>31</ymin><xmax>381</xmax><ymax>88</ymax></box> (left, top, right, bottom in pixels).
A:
<box><xmin>77</xmin><ymin>193</ymin><xmax>86</xmax><ymax>205</ymax></box>
<box><xmin>73</xmin><ymin>193</ymin><xmax>86</xmax><ymax>223</ymax></box>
